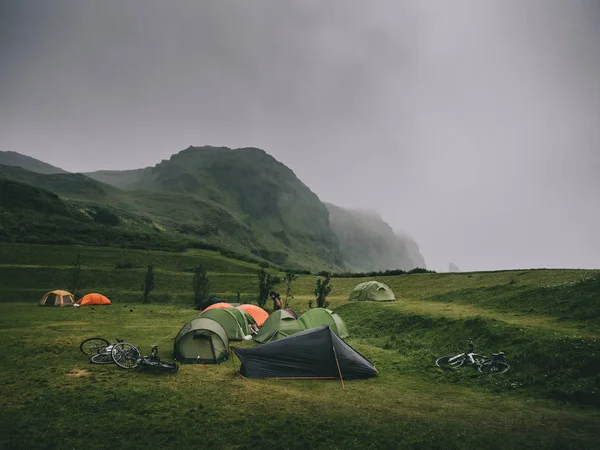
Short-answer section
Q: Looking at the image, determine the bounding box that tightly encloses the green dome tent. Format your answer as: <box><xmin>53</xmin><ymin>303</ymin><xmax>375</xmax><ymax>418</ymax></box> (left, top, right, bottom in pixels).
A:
<box><xmin>254</xmin><ymin>310</ymin><xmax>305</xmax><ymax>344</ymax></box>
<box><xmin>349</xmin><ymin>281</ymin><xmax>396</xmax><ymax>302</ymax></box>
<box><xmin>199</xmin><ymin>307</ymin><xmax>252</xmax><ymax>341</ymax></box>
<box><xmin>237</xmin><ymin>308</ymin><xmax>257</xmax><ymax>327</ymax></box>
<box><xmin>298</xmin><ymin>308</ymin><xmax>350</xmax><ymax>338</ymax></box>
<box><xmin>174</xmin><ymin>317</ymin><xmax>229</xmax><ymax>364</ymax></box>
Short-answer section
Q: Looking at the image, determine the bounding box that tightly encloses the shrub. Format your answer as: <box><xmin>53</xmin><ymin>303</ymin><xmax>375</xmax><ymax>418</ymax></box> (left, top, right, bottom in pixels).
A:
<box><xmin>314</xmin><ymin>273</ymin><xmax>332</xmax><ymax>308</ymax></box>
<box><xmin>192</xmin><ymin>265</ymin><xmax>211</xmax><ymax>310</ymax></box>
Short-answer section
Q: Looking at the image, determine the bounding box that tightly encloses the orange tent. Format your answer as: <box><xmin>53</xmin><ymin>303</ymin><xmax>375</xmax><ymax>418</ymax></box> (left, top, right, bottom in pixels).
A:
<box><xmin>77</xmin><ymin>293</ymin><xmax>112</xmax><ymax>306</ymax></box>
<box><xmin>202</xmin><ymin>302</ymin><xmax>233</xmax><ymax>312</ymax></box>
<box><xmin>237</xmin><ymin>304</ymin><xmax>269</xmax><ymax>327</ymax></box>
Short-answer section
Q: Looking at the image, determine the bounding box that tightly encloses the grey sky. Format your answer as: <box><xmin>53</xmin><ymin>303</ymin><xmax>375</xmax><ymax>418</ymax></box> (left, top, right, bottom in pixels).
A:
<box><xmin>1</xmin><ymin>0</ymin><xmax>599</xmax><ymax>271</ymax></box>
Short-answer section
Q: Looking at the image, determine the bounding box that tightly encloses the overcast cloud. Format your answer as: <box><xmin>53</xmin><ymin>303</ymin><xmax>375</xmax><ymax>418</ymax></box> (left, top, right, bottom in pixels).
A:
<box><xmin>1</xmin><ymin>0</ymin><xmax>599</xmax><ymax>271</ymax></box>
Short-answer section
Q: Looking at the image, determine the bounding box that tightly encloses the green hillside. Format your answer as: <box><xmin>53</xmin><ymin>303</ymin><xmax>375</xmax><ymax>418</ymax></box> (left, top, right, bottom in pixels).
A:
<box><xmin>0</xmin><ymin>242</ymin><xmax>599</xmax><ymax>448</ymax></box>
<box><xmin>0</xmin><ymin>177</ymin><xmax>187</xmax><ymax>251</ymax></box>
<box><xmin>1</xmin><ymin>148</ymin><xmax>429</xmax><ymax>272</ymax></box>
<box><xmin>0</xmin><ymin>178</ymin><xmax>76</xmax><ymax>216</ymax></box>
<box><xmin>0</xmin><ymin>148</ymin><xmax>344</xmax><ymax>271</ymax></box>
<box><xmin>0</xmin><ymin>150</ymin><xmax>67</xmax><ymax>174</ymax></box>
<box><xmin>0</xmin><ymin>164</ymin><xmax>126</xmax><ymax>203</ymax></box>
<box><xmin>123</xmin><ymin>146</ymin><xmax>343</xmax><ymax>268</ymax></box>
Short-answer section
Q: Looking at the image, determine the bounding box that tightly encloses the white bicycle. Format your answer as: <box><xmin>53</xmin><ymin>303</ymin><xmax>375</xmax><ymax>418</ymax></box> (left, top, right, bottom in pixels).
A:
<box><xmin>79</xmin><ymin>337</ymin><xmax>140</xmax><ymax>365</ymax></box>
<box><xmin>436</xmin><ymin>341</ymin><xmax>510</xmax><ymax>374</ymax></box>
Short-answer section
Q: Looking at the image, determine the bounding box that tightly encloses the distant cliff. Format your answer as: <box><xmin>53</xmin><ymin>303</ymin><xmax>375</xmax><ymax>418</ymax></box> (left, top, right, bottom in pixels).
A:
<box><xmin>325</xmin><ymin>203</ymin><xmax>426</xmax><ymax>272</ymax></box>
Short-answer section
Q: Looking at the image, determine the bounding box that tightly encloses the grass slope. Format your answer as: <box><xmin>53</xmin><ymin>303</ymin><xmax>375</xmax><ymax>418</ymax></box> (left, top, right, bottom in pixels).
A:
<box><xmin>0</xmin><ymin>164</ymin><xmax>124</xmax><ymax>202</ymax></box>
<box><xmin>1</xmin><ymin>243</ymin><xmax>599</xmax><ymax>448</ymax></box>
<box><xmin>0</xmin><ymin>179</ymin><xmax>188</xmax><ymax>251</ymax></box>
<box><xmin>0</xmin><ymin>150</ymin><xmax>67</xmax><ymax>174</ymax></box>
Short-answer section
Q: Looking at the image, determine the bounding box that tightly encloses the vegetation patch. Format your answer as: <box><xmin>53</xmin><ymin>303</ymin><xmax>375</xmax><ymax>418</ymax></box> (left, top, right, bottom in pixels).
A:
<box><xmin>425</xmin><ymin>275</ymin><xmax>600</xmax><ymax>322</ymax></box>
<box><xmin>338</xmin><ymin>302</ymin><xmax>600</xmax><ymax>405</ymax></box>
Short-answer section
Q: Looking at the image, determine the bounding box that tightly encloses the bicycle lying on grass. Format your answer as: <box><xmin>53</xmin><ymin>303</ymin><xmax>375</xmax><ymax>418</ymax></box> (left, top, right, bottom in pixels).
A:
<box><xmin>79</xmin><ymin>338</ymin><xmax>178</xmax><ymax>373</ymax></box>
<box><xmin>436</xmin><ymin>341</ymin><xmax>510</xmax><ymax>374</ymax></box>
<box><xmin>111</xmin><ymin>343</ymin><xmax>178</xmax><ymax>373</ymax></box>
<box><xmin>80</xmin><ymin>337</ymin><xmax>123</xmax><ymax>364</ymax></box>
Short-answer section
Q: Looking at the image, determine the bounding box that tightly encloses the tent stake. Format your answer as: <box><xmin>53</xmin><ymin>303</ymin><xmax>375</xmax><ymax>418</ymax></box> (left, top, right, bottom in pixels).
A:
<box><xmin>332</xmin><ymin>345</ymin><xmax>345</xmax><ymax>389</ymax></box>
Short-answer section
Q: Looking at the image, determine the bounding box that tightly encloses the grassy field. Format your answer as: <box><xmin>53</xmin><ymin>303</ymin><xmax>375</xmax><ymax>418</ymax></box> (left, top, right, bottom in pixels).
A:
<box><xmin>1</xmin><ymin>243</ymin><xmax>600</xmax><ymax>449</ymax></box>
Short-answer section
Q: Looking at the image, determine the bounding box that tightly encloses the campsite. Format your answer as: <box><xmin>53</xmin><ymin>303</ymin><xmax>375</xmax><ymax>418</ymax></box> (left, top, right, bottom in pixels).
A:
<box><xmin>1</xmin><ymin>243</ymin><xmax>600</xmax><ymax>449</ymax></box>
<box><xmin>3</xmin><ymin>2</ymin><xmax>599</xmax><ymax>447</ymax></box>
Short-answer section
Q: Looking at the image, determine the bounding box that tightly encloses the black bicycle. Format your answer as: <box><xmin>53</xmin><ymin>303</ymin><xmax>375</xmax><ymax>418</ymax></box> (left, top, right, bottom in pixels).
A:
<box><xmin>111</xmin><ymin>343</ymin><xmax>178</xmax><ymax>373</ymax></box>
<box><xmin>436</xmin><ymin>341</ymin><xmax>510</xmax><ymax>374</ymax></box>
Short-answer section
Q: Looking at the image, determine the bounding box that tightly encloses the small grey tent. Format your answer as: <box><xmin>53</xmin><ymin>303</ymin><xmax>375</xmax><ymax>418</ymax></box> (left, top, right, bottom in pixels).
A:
<box><xmin>174</xmin><ymin>317</ymin><xmax>229</xmax><ymax>364</ymax></box>
<box><xmin>349</xmin><ymin>281</ymin><xmax>396</xmax><ymax>301</ymax></box>
<box><xmin>232</xmin><ymin>325</ymin><xmax>378</xmax><ymax>380</ymax></box>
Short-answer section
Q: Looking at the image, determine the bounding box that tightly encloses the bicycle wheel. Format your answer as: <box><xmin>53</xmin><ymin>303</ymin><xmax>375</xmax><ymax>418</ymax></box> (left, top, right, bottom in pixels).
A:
<box><xmin>111</xmin><ymin>342</ymin><xmax>140</xmax><ymax>369</ymax></box>
<box><xmin>90</xmin><ymin>352</ymin><xmax>114</xmax><ymax>364</ymax></box>
<box><xmin>80</xmin><ymin>338</ymin><xmax>110</xmax><ymax>355</ymax></box>
<box><xmin>479</xmin><ymin>361</ymin><xmax>510</xmax><ymax>374</ymax></box>
<box><xmin>436</xmin><ymin>354</ymin><xmax>465</xmax><ymax>370</ymax></box>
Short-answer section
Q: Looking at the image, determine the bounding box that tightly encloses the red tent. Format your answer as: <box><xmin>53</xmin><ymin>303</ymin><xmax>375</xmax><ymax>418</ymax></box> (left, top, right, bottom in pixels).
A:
<box><xmin>77</xmin><ymin>293</ymin><xmax>112</xmax><ymax>306</ymax></box>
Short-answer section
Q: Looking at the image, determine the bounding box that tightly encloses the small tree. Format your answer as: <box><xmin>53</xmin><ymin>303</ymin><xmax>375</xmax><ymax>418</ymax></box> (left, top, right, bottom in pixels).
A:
<box><xmin>142</xmin><ymin>265</ymin><xmax>155</xmax><ymax>304</ymax></box>
<box><xmin>283</xmin><ymin>270</ymin><xmax>298</xmax><ymax>309</ymax></box>
<box><xmin>69</xmin><ymin>253</ymin><xmax>82</xmax><ymax>297</ymax></box>
<box><xmin>314</xmin><ymin>273</ymin><xmax>332</xmax><ymax>308</ymax></box>
<box><xmin>192</xmin><ymin>265</ymin><xmax>210</xmax><ymax>309</ymax></box>
<box><xmin>257</xmin><ymin>268</ymin><xmax>277</xmax><ymax>308</ymax></box>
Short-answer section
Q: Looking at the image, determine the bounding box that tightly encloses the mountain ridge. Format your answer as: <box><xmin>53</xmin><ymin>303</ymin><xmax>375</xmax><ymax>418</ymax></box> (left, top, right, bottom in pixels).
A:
<box><xmin>0</xmin><ymin>151</ymin><xmax>67</xmax><ymax>174</ymax></box>
<box><xmin>0</xmin><ymin>147</ymin><xmax>425</xmax><ymax>271</ymax></box>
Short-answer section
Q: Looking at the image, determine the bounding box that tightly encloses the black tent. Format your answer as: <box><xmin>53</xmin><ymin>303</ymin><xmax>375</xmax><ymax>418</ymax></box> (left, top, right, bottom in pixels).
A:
<box><xmin>232</xmin><ymin>325</ymin><xmax>378</xmax><ymax>380</ymax></box>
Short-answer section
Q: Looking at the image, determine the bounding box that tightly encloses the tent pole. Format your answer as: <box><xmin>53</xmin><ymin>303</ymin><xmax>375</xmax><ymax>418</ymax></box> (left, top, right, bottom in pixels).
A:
<box><xmin>332</xmin><ymin>345</ymin><xmax>345</xmax><ymax>389</ymax></box>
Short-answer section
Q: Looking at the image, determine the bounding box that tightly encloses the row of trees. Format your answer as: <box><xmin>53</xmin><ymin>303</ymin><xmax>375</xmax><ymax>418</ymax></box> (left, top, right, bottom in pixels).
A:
<box><xmin>140</xmin><ymin>265</ymin><xmax>333</xmax><ymax>309</ymax></box>
<box><xmin>255</xmin><ymin>268</ymin><xmax>332</xmax><ymax>309</ymax></box>
<box><xmin>69</xmin><ymin>254</ymin><xmax>332</xmax><ymax>308</ymax></box>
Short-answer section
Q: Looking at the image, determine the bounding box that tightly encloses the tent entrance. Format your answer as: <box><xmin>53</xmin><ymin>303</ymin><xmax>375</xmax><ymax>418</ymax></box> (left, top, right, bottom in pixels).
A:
<box><xmin>193</xmin><ymin>333</ymin><xmax>217</xmax><ymax>361</ymax></box>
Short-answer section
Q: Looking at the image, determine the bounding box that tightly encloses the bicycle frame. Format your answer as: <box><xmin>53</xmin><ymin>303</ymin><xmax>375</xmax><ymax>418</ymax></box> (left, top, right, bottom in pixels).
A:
<box><xmin>448</xmin><ymin>352</ymin><xmax>479</xmax><ymax>365</ymax></box>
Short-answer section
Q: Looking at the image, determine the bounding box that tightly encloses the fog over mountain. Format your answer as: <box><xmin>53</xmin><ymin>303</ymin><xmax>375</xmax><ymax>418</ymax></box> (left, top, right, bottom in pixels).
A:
<box><xmin>2</xmin><ymin>0</ymin><xmax>599</xmax><ymax>271</ymax></box>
